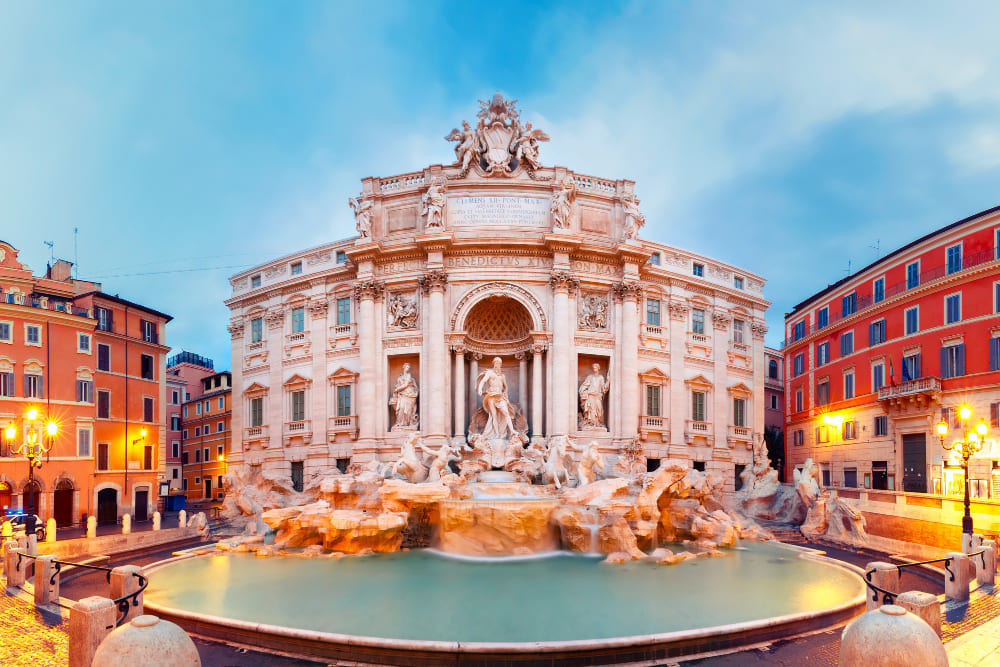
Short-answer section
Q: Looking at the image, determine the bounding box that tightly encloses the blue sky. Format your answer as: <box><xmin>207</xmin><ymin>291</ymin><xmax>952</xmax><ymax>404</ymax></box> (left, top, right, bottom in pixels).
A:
<box><xmin>3</xmin><ymin>2</ymin><xmax>1000</xmax><ymax>366</ymax></box>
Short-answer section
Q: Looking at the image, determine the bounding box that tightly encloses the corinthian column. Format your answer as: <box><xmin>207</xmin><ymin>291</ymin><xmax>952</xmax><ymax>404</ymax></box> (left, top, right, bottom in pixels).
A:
<box><xmin>453</xmin><ymin>346</ymin><xmax>466</xmax><ymax>443</ymax></box>
<box><xmin>419</xmin><ymin>270</ymin><xmax>448</xmax><ymax>444</ymax></box>
<box><xmin>516</xmin><ymin>352</ymin><xmax>528</xmax><ymax>416</ymax></box>
<box><xmin>549</xmin><ymin>271</ymin><xmax>579</xmax><ymax>436</ymax></box>
<box><xmin>354</xmin><ymin>280</ymin><xmax>383</xmax><ymax>442</ymax></box>
<box><xmin>616</xmin><ymin>281</ymin><xmax>642</xmax><ymax>440</ymax></box>
<box><xmin>531</xmin><ymin>344</ymin><xmax>545</xmax><ymax>442</ymax></box>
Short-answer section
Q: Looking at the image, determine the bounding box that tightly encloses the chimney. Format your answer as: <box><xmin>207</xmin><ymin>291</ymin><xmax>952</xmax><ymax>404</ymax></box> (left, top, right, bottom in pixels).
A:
<box><xmin>48</xmin><ymin>259</ymin><xmax>74</xmax><ymax>282</ymax></box>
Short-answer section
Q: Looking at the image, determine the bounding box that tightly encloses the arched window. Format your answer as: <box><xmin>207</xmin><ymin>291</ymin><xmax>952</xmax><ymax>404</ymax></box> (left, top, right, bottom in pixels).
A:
<box><xmin>768</xmin><ymin>359</ymin><xmax>779</xmax><ymax>379</ymax></box>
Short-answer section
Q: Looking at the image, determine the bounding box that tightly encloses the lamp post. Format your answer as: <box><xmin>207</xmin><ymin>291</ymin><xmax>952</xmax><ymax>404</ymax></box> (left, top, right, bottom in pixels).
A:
<box><xmin>125</xmin><ymin>429</ymin><xmax>146</xmax><ymax>516</ymax></box>
<box><xmin>4</xmin><ymin>408</ymin><xmax>58</xmax><ymax>533</ymax></box>
<box><xmin>937</xmin><ymin>405</ymin><xmax>989</xmax><ymax>536</ymax></box>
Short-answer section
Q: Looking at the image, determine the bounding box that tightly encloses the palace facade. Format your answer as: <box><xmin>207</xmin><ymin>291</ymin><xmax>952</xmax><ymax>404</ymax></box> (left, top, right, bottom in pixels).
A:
<box><xmin>226</xmin><ymin>97</ymin><xmax>770</xmax><ymax>493</ymax></box>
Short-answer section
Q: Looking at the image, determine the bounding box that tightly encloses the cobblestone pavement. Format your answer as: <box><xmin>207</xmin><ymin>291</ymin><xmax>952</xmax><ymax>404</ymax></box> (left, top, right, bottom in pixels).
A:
<box><xmin>0</xmin><ymin>592</ymin><xmax>68</xmax><ymax>667</ymax></box>
<box><xmin>944</xmin><ymin>585</ymin><xmax>1000</xmax><ymax>642</ymax></box>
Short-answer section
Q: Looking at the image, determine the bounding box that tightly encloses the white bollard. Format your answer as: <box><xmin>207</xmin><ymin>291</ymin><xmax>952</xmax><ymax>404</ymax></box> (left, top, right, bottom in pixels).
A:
<box><xmin>46</xmin><ymin>517</ymin><xmax>56</xmax><ymax>543</ymax></box>
<box><xmin>6</xmin><ymin>546</ymin><xmax>26</xmax><ymax>588</ymax></box>
<box><xmin>121</xmin><ymin>513</ymin><xmax>131</xmax><ymax>535</ymax></box>
<box><xmin>178</xmin><ymin>509</ymin><xmax>187</xmax><ymax>528</ymax></box>
<box><xmin>0</xmin><ymin>520</ymin><xmax>11</xmax><ymax>540</ymax></box>
<box><xmin>68</xmin><ymin>596</ymin><xmax>117</xmax><ymax>667</ymax></box>
<box><xmin>34</xmin><ymin>554</ymin><xmax>59</xmax><ymax>605</ymax></box>
<box><xmin>963</xmin><ymin>532</ymin><xmax>984</xmax><ymax>554</ymax></box>
<box><xmin>864</xmin><ymin>561</ymin><xmax>900</xmax><ymax>611</ymax></box>
<box><xmin>110</xmin><ymin>565</ymin><xmax>145</xmax><ymax>625</ymax></box>
<box><xmin>945</xmin><ymin>552</ymin><xmax>971</xmax><ymax>601</ymax></box>
<box><xmin>86</xmin><ymin>515</ymin><xmax>97</xmax><ymax>539</ymax></box>
<box><xmin>974</xmin><ymin>544</ymin><xmax>996</xmax><ymax>586</ymax></box>
<box><xmin>27</xmin><ymin>533</ymin><xmax>37</xmax><ymax>555</ymax></box>
<box><xmin>896</xmin><ymin>590</ymin><xmax>942</xmax><ymax>637</ymax></box>
<box><xmin>3</xmin><ymin>540</ymin><xmax>20</xmax><ymax>585</ymax></box>
<box><xmin>92</xmin><ymin>614</ymin><xmax>201</xmax><ymax>666</ymax></box>
<box><xmin>152</xmin><ymin>511</ymin><xmax>161</xmax><ymax>531</ymax></box>
<box><xmin>840</xmin><ymin>605</ymin><xmax>947</xmax><ymax>666</ymax></box>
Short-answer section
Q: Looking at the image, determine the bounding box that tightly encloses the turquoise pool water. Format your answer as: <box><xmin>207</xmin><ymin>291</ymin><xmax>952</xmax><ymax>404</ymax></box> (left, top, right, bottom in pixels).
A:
<box><xmin>145</xmin><ymin>542</ymin><xmax>863</xmax><ymax>643</ymax></box>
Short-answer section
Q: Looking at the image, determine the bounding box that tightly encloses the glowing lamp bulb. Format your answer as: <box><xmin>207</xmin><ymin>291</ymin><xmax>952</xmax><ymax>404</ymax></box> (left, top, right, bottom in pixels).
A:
<box><xmin>26</xmin><ymin>408</ymin><xmax>38</xmax><ymax>421</ymax></box>
<box><xmin>976</xmin><ymin>421</ymin><xmax>988</xmax><ymax>436</ymax></box>
<box><xmin>46</xmin><ymin>422</ymin><xmax>57</xmax><ymax>436</ymax></box>
<box><xmin>937</xmin><ymin>421</ymin><xmax>948</xmax><ymax>436</ymax></box>
<box><xmin>960</xmin><ymin>405</ymin><xmax>972</xmax><ymax>421</ymax></box>
<box><xmin>4</xmin><ymin>424</ymin><xmax>14</xmax><ymax>439</ymax></box>
<box><xmin>969</xmin><ymin>431</ymin><xmax>979</xmax><ymax>442</ymax></box>
<box><xmin>140</xmin><ymin>429</ymin><xmax>147</xmax><ymax>438</ymax></box>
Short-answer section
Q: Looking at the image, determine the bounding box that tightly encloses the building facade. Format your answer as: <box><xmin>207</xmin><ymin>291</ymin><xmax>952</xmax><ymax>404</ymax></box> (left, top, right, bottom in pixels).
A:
<box><xmin>226</xmin><ymin>97</ymin><xmax>770</xmax><ymax>494</ymax></box>
<box><xmin>166</xmin><ymin>351</ymin><xmax>216</xmax><ymax>494</ymax></box>
<box><xmin>783</xmin><ymin>206</ymin><xmax>1000</xmax><ymax>497</ymax></box>
<box><xmin>180</xmin><ymin>371</ymin><xmax>232</xmax><ymax>502</ymax></box>
<box><xmin>0</xmin><ymin>243</ymin><xmax>171</xmax><ymax>525</ymax></box>
<box><xmin>764</xmin><ymin>346</ymin><xmax>786</xmax><ymax>480</ymax></box>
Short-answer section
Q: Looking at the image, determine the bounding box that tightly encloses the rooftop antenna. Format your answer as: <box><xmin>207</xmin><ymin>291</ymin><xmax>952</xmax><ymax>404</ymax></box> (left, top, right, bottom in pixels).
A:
<box><xmin>74</xmin><ymin>227</ymin><xmax>79</xmax><ymax>278</ymax></box>
<box><xmin>870</xmin><ymin>238</ymin><xmax>880</xmax><ymax>260</ymax></box>
<box><xmin>44</xmin><ymin>240</ymin><xmax>54</xmax><ymax>266</ymax></box>
<box><xmin>844</xmin><ymin>259</ymin><xmax>852</xmax><ymax>276</ymax></box>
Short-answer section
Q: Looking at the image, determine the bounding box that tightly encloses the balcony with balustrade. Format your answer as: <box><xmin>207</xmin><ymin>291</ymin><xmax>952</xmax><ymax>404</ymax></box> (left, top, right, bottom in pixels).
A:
<box><xmin>328</xmin><ymin>415</ymin><xmax>359</xmax><ymax>440</ymax></box>
<box><xmin>283</xmin><ymin>419</ymin><xmax>313</xmax><ymax>445</ymax></box>
<box><xmin>684</xmin><ymin>419</ymin><xmax>714</xmax><ymax>445</ymax></box>
<box><xmin>877</xmin><ymin>376</ymin><xmax>942</xmax><ymax>415</ymax></box>
<box><xmin>639</xmin><ymin>415</ymin><xmax>670</xmax><ymax>442</ymax></box>
<box><xmin>244</xmin><ymin>425</ymin><xmax>269</xmax><ymax>446</ymax></box>
<box><xmin>727</xmin><ymin>425</ymin><xmax>753</xmax><ymax>448</ymax></box>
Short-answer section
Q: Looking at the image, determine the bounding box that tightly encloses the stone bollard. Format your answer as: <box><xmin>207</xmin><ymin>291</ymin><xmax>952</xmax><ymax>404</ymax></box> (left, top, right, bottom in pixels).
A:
<box><xmin>33</xmin><ymin>554</ymin><xmax>59</xmax><ymax>605</ymax></box>
<box><xmin>6</xmin><ymin>547</ymin><xmax>26</xmax><ymax>588</ymax></box>
<box><xmin>840</xmin><ymin>604</ymin><xmax>947</xmax><ymax>666</ymax></box>
<box><xmin>110</xmin><ymin>565</ymin><xmax>145</xmax><ymax>625</ymax></box>
<box><xmin>27</xmin><ymin>533</ymin><xmax>37</xmax><ymax>555</ymax></box>
<box><xmin>178</xmin><ymin>509</ymin><xmax>187</xmax><ymax>528</ymax></box>
<box><xmin>864</xmin><ymin>561</ymin><xmax>900</xmax><ymax>610</ymax></box>
<box><xmin>87</xmin><ymin>515</ymin><xmax>97</xmax><ymax>539</ymax></box>
<box><xmin>46</xmin><ymin>517</ymin><xmax>56</xmax><ymax>543</ymax></box>
<box><xmin>68</xmin><ymin>596</ymin><xmax>117</xmax><ymax>667</ymax></box>
<box><xmin>974</xmin><ymin>544</ymin><xmax>996</xmax><ymax>586</ymax></box>
<box><xmin>92</xmin><ymin>614</ymin><xmax>201</xmax><ymax>666</ymax></box>
<box><xmin>963</xmin><ymin>532</ymin><xmax>984</xmax><ymax>554</ymax></box>
<box><xmin>4</xmin><ymin>540</ymin><xmax>20</xmax><ymax>587</ymax></box>
<box><xmin>945</xmin><ymin>552</ymin><xmax>971</xmax><ymax>601</ymax></box>
<box><xmin>122</xmin><ymin>513</ymin><xmax>131</xmax><ymax>535</ymax></box>
<box><xmin>896</xmin><ymin>590</ymin><xmax>941</xmax><ymax>637</ymax></box>
<box><xmin>1</xmin><ymin>520</ymin><xmax>11</xmax><ymax>540</ymax></box>
<box><xmin>152</xmin><ymin>511</ymin><xmax>161</xmax><ymax>531</ymax></box>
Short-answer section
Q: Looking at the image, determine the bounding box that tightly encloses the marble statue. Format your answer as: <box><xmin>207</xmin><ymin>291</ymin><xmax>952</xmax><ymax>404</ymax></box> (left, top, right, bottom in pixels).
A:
<box><xmin>422</xmin><ymin>177</ymin><xmax>446</xmax><ymax>229</ymax></box>
<box><xmin>389</xmin><ymin>363</ymin><xmax>419</xmax><ymax>428</ymax></box>
<box><xmin>576</xmin><ymin>441</ymin><xmax>606</xmax><ymax>486</ymax></box>
<box><xmin>622</xmin><ymin>194</ymin><xmax>645</xmax><ymax>240</ymax></box>
<box><xmin>551</xmin><ymin>177</ymin><xmax>576</xmax><ymax>230</ymax></box>
<box><xmin>388</xmin><ymin>293</ymin><xmax>417</xmax><ymax>329</ymax></box>
<box><xmin>541</xmin><ymin>435</ymin><xmax>579</xmax><ymax>489</ymax></box>
<box><xmin>348</xmin><ymin>195</ymin><xmax>374</xmax><ymax>238</ymax></box>
<box><xmin>476</xmin><ymin>357</ymin><xmax>517</xmax><ymax>440</ymax></box>
<box><xmin>421</xmin><ymin>442</ymin><xmax>460</xmax><ymax>482</ymax></box>
<box><xmin>444</xmin><ymin>120</ymin><xmax>480</xmax><ymax>175</ymax></box>
<box><xmin>392</xmin><ymin>432</ymin><xmax>428</xmax><ymax>483</ymax></box>
<box><xmin>578</xmin><ymin>363</ymin><xmax>610</xmax><ymax>428</ymax></box>
<box><xmin>512</xmin><ymin>121</ymin><xmax>549</xmax><ymax>171</ymax></box>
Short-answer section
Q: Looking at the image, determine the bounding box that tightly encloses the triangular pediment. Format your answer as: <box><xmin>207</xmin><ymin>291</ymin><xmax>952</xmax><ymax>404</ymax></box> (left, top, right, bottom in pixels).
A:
<box><xmin>282</xmin><ymin>373</ymin><xmax>312</xmax><ymax>387</ymax></box>
<box><xmin>728</xmin><ymin>381</ymin><xmax>752</xmax><ymax>395</ymax></box>
<box><xmin>638</xmin><ymin>367</ymin><xmax>669</xmax><ymax>382</ymax></box>
<box><xmin>243</xmin><ymin>381</ymin><xmax>269</xmax><ymax>396</ymax></box>
<box><xmin>685</xmin><ymin>373</ymin><xmax>712</xmax><ymax>388</ymax></box>
<box><xmin>328</xmin><ymin>366</ymin><xmax>359</xmax><ymax>382</ymax></box>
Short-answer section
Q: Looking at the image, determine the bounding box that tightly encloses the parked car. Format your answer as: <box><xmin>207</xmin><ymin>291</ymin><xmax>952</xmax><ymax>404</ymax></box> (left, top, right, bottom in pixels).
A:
<box><xmin>6</xmin><ymin>513</ymin><xmax>46</xmax><ymax>541</ymax></box>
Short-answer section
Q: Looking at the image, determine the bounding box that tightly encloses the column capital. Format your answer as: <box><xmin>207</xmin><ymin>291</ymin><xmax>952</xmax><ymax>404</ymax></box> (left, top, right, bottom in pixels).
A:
<box><xmin>309</xmin><ymin>297</ymin><xmax>330</xmax><ymax>317</ymax></box>
<box><xmin>450</xmin><ymin>343</ymin><xmax>466</xmax><ymax>354</ymax></box>
<box><xmin>668</xmin><ymin>300</ymin><xmax>689</xmax><ymax>320</ymax></box>
<box><xmin>227</xmin><ymin>321</ymin><xmax>244</xmax><ymax>340</ymax></box>
<box><xmin>418</xmin><ymin>269</ymin><xmax>449</xmax><ymax>292</ymax></box>
<box><xmin>265</xmin><ymin>306</ymin><xmax>284</xmax><ymax>329</ymax></box>
<box><xmin>514</xmin><ymin>351</ymin><xmax>527</xmax><ymax>361</ymax></box>
<box><xmin>549</xmin><ymin>271</ymin><xmax>579</xmax><ymax>293</ymax></box>
<box><xmin>613</xmin><ymin>281</ymin><xmax>643</xmax><ymax>302</ymax></box>
<box><xmin>751</xmin><ymin>321</ymin><xmax>769</xmax><ymax>340</ymax></box>
<box><xmin>712</xmin><ymin>311</ymin><xmax>731</xmax><ymax>330</ymax></box>
<box><xmin>353</xmin><ymin>279</ymin><xmax>385</xmax><ymax>301</ymax></box>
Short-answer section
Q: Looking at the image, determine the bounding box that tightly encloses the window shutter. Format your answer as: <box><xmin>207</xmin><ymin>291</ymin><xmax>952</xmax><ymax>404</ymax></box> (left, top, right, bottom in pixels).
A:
<box><xmin>914</xmin><ymin>354</ymin><xmax>921</xmax><ymax>378</ymax></box>
<box><xmin>941</xmin><ymin>346</ymin><xmax>950</xmax><ymax>379</ymax></box>
<box><xmin>38</xmin><ymin>376</ymin><xmax>43</xmax><ymax>398</ymax></box>
<box><xmin>23</xmin><ymin>375</ymin><xmax>28</xmax><ymax>397</ymax></box>
<box><xmin>5</xmin><ymin>372</ymin><xmax>12</xmax><ymax>396</ymax></box>
<box><xmin>868</xmin><ymin>323</ymin><xmax>874</xmax><ymax>346</ymax></box>
<box><xmin>991</xmin><ymin>403</ymin><xmax>999</xmax><ymax>428</ymax></box>
<box><xmin>957</xmin><ymin>344</ymin><xmax>965</xmax><ymax>376</ymax></box>
<box><xmin>991</xmin><ymin>338</ymin><xmax>1000</xmax><ymax>372</ymax></box>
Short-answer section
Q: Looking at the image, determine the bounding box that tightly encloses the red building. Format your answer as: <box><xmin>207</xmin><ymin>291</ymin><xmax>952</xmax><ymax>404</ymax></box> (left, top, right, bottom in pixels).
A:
<box><xmin>166</xmin><ymin>351</ymin><xmax>216</xmax><ymax>495</ymax></box>
<box><xmin>0</xmin><ymin>241</ymin><xmax>171</xmax><ymax>526</ymax></box>
<box><xmin>783</xmin><ymin>206</ymin><xmax>1000</xmax><ymax>502</ymax></box>
<box><xmin>180</xmin><ymin>371</ymin><xmax>231</xmax><ymax>502</ymax></box>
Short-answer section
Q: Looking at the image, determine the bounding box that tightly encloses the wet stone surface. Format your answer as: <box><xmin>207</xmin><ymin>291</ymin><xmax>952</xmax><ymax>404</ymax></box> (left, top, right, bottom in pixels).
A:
<box><xmin>0</xmin><ymin>593</ymin><xmax>68</xmax><ymax>667</ymax></box>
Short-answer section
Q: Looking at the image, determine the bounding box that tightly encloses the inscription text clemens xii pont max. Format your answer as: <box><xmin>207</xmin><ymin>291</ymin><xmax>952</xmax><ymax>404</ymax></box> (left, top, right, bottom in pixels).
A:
<box><xmin>448</xmin><ymin>196</ymin><xmax>549</xmax><ymax>227</ymax></box>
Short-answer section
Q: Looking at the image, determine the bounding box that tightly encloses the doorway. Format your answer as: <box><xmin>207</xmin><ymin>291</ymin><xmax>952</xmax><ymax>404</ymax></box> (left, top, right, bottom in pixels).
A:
<box><xmin>53</xmin><ymin>480</ymin><xmax>74</xmax><ymax>526</ymax></box>
<box><xmin>902</xmin><ymin>433</ymin><xmax>927</xmax><ymax>493</ymax></box>
<box><xmin>134</xmin><ymin>489</ymin><xmax>148</xmax><ymax>522</ymax></box>
<box><xmin>22</xmin><ymin>481</ymin><xmax>40</xmax><ymax>516</ymax></box>
<box><xmin>204</xmin><ymin>478</ymin><xmax>212</xmax><ymax>499</ymax></box>
<box><xmin>97</xmin><ymin>488</ymin><xmax>118</xmax><ymax>525</ymax></box>
<box><xmin>0</xmin><ymin>482</ymin><xmax>11</xmax><ymax>516</ymax></box>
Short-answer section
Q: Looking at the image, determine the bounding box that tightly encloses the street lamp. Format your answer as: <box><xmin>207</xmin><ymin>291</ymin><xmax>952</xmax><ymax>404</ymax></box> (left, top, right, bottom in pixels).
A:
<box><xmin>937</xmin><ymin>405</ymin><xmax>989</xmax><ymax>536</ymax></box>
<box><xmin>4</xmin><ymin>408</ymin><xmax>58</xmax><ymax>533</ymax></box>
<box><xmin>124</xmin><ymin>428</ymin><xmax>146</xmax><ymax>517</ymax></box>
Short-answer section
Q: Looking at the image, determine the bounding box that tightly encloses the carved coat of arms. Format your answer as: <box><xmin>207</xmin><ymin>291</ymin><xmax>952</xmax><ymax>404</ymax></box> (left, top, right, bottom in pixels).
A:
<box><xmin>445</xmin><ymin>93</ymin><xmax>549</xmax><ymax>178</ymax></box>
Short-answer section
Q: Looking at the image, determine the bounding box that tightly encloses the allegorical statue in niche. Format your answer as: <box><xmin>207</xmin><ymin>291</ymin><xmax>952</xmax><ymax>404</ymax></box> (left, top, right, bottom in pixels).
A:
<box><xmin>622</xmin><ymin>194</ymin><xmax>645</xmax><ymax>240</ymax></box>
<box><xmin>579</xmin><ymin>363</ymin><xmax>610</xmax><ymax>428</ymax></box>
<box><xmin>444</xmin><ymin>120</ymin><xmax>480</xmax><ymax>175</ymax></box>
<box><xmin>422</xmin><ymin>177</ymin><xmax>446</xmax><ymax>230</ymax></box>
<box><xmin>389</xmin><ymin>363</ymin><xmax>419</xmax><ymax>428</ymax></box>
<box><xmin>550</xmin><ymin>177</ymin><xmax>576</xmax><ymax>230</ymax></box>
<box><xmin>348</xmin><ymin>195</ymin><xmax>374</xmax><ymax>238</ymax></box>
<box><xmin>477</xmin><ymin>357</ymin><xmax>517</xmax><ymax>439</ymax></box>
<box><xmin>388</xmin><ymin>293</ymin><xmax>417</xmax><ymax>328</ymax></box>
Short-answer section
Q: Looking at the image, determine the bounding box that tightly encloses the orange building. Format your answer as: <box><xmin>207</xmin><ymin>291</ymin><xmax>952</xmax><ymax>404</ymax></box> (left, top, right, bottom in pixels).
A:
<box><xmin>181</xmin><ymin>371</ymin><xmax>231</xmax><ymax>502</ymax></box>
<box><xmin>783</xmin><ymin>206</ymin><xmax>1000</xmax><ymax>497</ymax></box>
<box><xmin>166</xmin><ymin>351</ymin><xmax>216</xmax><ymax>494</ymax></box>
<box><xmin>0</xmin><ymin>240</ymin><xmax>171</xmax><ymax>526</ymax></box>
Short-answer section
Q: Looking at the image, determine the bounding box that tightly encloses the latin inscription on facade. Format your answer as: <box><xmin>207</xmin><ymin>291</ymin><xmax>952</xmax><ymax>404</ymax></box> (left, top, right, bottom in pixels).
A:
<box><xmin>448</xmin><ymin>196</ymin><xmax>550</xmax><ymax>227</ymax></box>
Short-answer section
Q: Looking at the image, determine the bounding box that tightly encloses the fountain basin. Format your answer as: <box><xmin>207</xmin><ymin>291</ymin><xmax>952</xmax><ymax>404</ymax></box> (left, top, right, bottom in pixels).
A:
<box><xmin>144</xmin><ymin>542</ymin><xmax>865</xmax><ymax>665</ymax></box>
